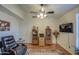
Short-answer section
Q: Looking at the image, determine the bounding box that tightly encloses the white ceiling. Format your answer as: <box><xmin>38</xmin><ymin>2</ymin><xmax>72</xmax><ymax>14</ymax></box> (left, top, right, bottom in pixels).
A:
<box><xmin>20</xmin><ymin>4</ymin><xmax>78</xmax><ymax>18</ymax></box>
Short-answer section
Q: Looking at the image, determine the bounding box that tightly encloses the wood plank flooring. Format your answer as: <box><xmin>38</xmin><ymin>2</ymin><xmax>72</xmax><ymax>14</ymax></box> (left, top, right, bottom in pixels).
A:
<box><xmin>26</xmin><ymin>43</ymin><xmax>72</xmax><ymax>55</ymax></box>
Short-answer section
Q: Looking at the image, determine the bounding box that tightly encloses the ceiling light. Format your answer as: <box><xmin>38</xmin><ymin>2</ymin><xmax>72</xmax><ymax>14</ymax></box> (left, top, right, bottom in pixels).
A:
<box><xmin>41</xmin><ymin>7</ymin><xmax>45</xmax><ymax>12</ymax></box>
<box><xmin>44</xmin><ymin>14</ymin><xmax>47</xmax><ymax>17</ymax></box>
<box><xmin>40</xmin><ymin>13</ymin><xmax>43</xmax><ymax>17</ymax></box>
<box><xmin>37</xmin><ymin>13</ymin><xmax>47</xmax><ymax>19</ymax></box>
<box><xmin>37</xmin><ymin>15</ymin><xmax>40</xmax><ymax>18</ymax></box>
<box><xmin>40</xmin><ymin>15</ymin><xmax>44</xmax><ymax>19</ymax></box>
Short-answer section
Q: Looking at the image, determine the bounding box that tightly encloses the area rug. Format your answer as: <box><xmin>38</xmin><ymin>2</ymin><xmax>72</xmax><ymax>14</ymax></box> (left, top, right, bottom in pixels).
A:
<box><xmin>27</xmin><ymin>48</ymin><xmax>64</xmax><ymax>55</ymax></box>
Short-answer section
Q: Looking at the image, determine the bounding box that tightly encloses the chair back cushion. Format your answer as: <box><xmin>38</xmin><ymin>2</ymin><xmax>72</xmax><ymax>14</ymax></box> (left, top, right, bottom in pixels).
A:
<box><xmin>1</xmin><ymin>36</ymin><xmax>18</xmax><ymax>49</ymax></box>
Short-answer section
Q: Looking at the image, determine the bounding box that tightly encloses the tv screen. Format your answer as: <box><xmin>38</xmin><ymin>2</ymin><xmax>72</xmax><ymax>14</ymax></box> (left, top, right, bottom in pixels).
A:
<box><xmin>59</xmin><ymin>23</ymin><xmax>73</xmax><ymax>33</ymax></box>
<box><xmin>39</xmin><ymin>34</ymin><xmax>44</xmax><ymax>37</ymax></box>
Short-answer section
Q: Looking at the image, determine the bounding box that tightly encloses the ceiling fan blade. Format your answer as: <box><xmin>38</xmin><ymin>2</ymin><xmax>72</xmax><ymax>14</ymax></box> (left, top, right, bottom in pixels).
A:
<box><xmin>30</xmin><ymin>11</ymin><xmax>38</xmax><ymax>13</ymax></box>
<box><xmin>40</xmin><ymin>4</ymin><xmax>44</xmax><ymax>6</ymax></box>
<box><xmin>32</xmin><ymin>16</ymin><xmax>37</xmax><ymax>18</ymax></box>
<box><xmin>40</xmin><ymin>4</ymin><xmax>47</xmax><ymax>7</ymax></box>
<box><xmin>47</xmin><ymin>11</ymin><xmax>54</xmax><ymax>14</ymax></box>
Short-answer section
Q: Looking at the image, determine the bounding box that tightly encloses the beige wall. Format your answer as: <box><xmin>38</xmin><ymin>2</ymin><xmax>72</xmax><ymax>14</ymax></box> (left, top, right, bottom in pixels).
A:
<box><xmin>20</xmin><ymin>15</ymin><xmax>58</xmax><ymax>43</ymax></box>
<box><xmin>58</xmin><ymin>6</ymin><xmax>79</xmax><ymax>54</ymax></box>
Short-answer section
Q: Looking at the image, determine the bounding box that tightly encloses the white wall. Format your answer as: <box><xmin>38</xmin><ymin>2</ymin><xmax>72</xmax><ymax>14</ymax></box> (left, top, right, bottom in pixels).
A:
<box><xmin>1</xmin><ymin>4</ymin><xmax>25</xmax><ymax>20</ymax></box>
<box><xmin>57</xmin><ymin>6</ymin><xmax>79</xmax><ymax>54</ymax></box>
<box><xmin>20</xmin><ymin>15</ymin><xmax>58</xmax><ymax>43</ymax></box>
<box><xmin>0</xmin><ymin>10</ymin><xmax>21</xmax><ymax>41</ymax></box>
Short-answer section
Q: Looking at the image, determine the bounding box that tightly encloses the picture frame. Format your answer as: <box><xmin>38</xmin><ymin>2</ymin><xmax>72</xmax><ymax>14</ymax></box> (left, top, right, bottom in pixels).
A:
<box><xmin>0</xmin><ymin>20</ymin><xmax>10</xmax><ymax>31</ymax></box>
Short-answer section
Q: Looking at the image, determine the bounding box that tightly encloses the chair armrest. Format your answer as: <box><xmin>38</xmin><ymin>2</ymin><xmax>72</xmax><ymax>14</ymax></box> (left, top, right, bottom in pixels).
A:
<box><xmin>4</xmin><ymin>48</ymin><xmax>16</xmax><ymax>55</ymax></box>
<box><xmin>1</xmin><ymin>48</ymin><xmax>15</xmax><ymax>55</ymax></box>
<box><xmin>9</xmin><ymin>48</ymin><xmax>17</xmax><ymax>54</ymax></box>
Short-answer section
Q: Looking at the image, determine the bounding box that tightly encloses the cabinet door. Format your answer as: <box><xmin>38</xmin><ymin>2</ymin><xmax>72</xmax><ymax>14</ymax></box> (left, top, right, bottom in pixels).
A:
<box><xmin>32</xmin><ymin>36</ymin><xmax>39</xmax><ymax>44</ymax></box>
<box><xmin>45</xmin><ymin>37</ymin><xmax>52</xmax><ymax>45</ymax></box>
<box><xmin>39</xmin><ymin>37</ymin><xmax>45</xmax><ymax>46</ymax></box>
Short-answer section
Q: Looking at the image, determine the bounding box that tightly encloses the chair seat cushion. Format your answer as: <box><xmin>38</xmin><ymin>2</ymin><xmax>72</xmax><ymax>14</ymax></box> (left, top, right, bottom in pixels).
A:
<box><xmin>15</xmin><ymin>45</ymin><xmax>26</xmax><ymax>55</ymax></box>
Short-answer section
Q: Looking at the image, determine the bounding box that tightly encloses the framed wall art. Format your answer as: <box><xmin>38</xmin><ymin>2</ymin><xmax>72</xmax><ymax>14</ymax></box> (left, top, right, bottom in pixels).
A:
<box><xmin>0</xmin><ymin>20</ymin><xmax>10</xmax><ymax>31</ymax></box>
<box><xmin>59</xmin><ymin>23</ymin><xmax>73</xmax><ymax>33</ymax></box>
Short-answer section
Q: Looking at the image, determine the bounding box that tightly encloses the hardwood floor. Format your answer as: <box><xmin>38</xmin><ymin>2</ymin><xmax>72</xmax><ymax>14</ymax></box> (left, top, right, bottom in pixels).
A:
<box><xmin>26</xmin><ymin>43</ymin><xmax>72</xmax><ymax>55</ymax></box>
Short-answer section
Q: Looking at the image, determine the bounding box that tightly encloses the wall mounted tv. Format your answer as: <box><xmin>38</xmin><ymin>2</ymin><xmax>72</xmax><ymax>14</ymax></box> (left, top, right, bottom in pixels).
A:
<box><xmin>59</xmin><ymin>23</ymin><xmax>73</xmax><ymax>33</ymax></box>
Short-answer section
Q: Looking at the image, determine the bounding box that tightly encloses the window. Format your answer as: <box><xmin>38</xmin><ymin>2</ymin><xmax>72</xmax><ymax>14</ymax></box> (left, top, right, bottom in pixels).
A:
<box><xmin>76</xmin><ymin>13</ymin><xmax>79</xmax><ymax>50</ymax></box>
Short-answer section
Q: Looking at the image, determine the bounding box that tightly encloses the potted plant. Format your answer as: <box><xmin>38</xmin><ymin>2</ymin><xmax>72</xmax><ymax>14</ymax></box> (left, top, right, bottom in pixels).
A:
<box><xmin>53</xmin><ymin>30</ymin><xmax>60</xmax><ymax>48</ymax></box>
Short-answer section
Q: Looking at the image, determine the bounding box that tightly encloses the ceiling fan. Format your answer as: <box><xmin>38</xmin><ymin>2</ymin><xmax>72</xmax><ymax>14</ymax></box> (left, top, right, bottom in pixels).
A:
<box><xmin>30</xmin><ymin>4</ymin><xmax>54</xmax><ymax>19</ymax></box>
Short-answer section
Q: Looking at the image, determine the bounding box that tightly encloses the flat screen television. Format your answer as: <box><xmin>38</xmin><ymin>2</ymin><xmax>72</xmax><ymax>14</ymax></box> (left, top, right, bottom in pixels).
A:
<box><xmin>59</xmin><ymin>23</ymin><xmax>73</xmax><ymax>33</ymax></box>
<box><xmin>39</xmin><ymin>33</ymin><xmax>44</xmax><ymax>37</ymax></box>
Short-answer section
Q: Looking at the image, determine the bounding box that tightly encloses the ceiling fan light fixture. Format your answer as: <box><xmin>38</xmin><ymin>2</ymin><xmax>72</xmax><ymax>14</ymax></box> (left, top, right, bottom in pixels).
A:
<box><xmin>37</xmin><ymin>15</ymin><xmax>40</xmax><ymax>18</ymax></box>
<box><xmin>30</xmin><ymin>4</ymin><xmax>54</xmax><ymax>19</ymax></box>
<box><xmin>40</xmin><ymin>15</ymin><xmax>44</xmax><ymax>19</ymax></box>
<box><xmin>41</xmin><ymin>7</ymin><xmax>45</xmax><ymax>12</ymax></box>
<box><xmin>40</xmin><ymin>13</ymin><xmax>43</xmax><ymax>17</ymax></box>
<box><xmin>44</xmin><ymin>14</ymin><xmax>47</xmax><ymax>17</ymax></box>
<box><xmin>37</xmin><ymin>13</ymin><xmax>47</xmax><ymax>19</ymax></box>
